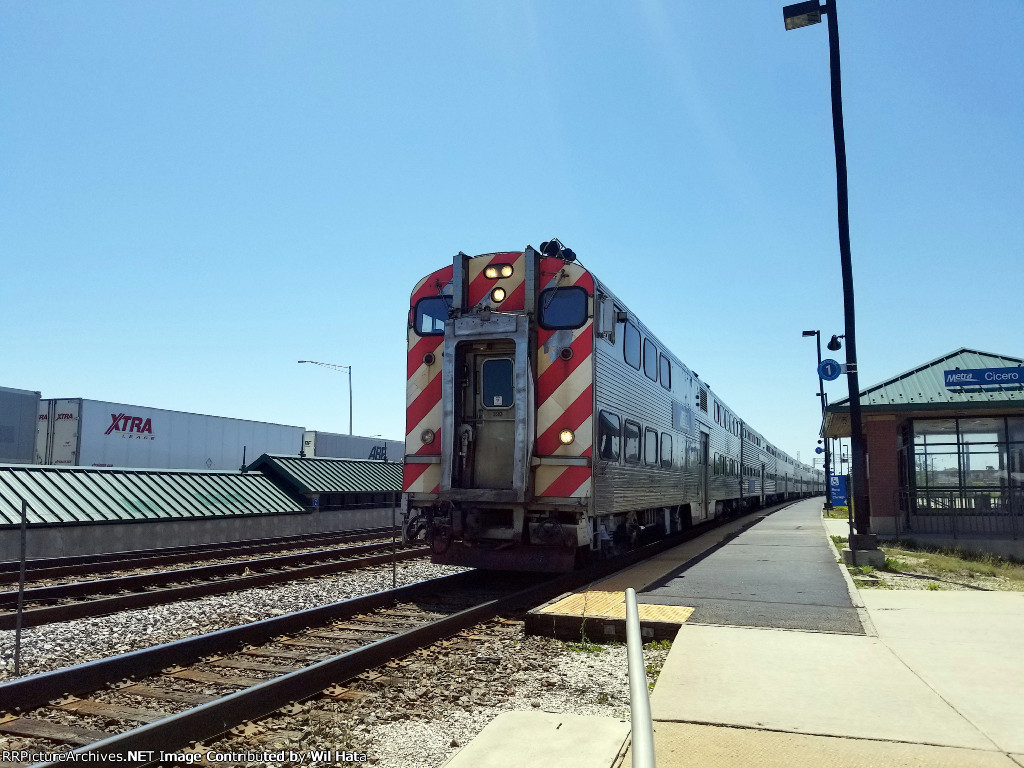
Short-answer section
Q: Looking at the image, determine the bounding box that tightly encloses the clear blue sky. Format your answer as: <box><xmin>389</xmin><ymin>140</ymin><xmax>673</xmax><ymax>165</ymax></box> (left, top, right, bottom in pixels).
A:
<box><xmin>3</xmin><ymin>1</ymin><xmax>1021</xmax><ymax>466</ymax></box>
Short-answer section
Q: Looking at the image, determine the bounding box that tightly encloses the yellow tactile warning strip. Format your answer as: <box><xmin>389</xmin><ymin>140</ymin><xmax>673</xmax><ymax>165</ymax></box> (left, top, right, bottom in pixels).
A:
<box><xmin>539</xmin><ymin>590</ymin><xmax>695</xmax><ymax>623</ymax></box>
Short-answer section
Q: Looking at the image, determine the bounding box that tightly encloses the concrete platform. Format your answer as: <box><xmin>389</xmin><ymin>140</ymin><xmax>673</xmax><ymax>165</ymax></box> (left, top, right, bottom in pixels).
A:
<box><xmin>525</xmin><ymin>511</ymin><xmax>773</xmax><ymax>642</ymax></box>
<box><xmin>442</xmin><ymin>711</ymin><xmax>629</xmax><ymax>768</ymax></box>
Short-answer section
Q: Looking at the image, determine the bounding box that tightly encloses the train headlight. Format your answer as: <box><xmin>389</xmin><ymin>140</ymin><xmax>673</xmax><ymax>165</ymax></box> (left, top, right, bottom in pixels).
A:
<box><xmin>484</xmin><ymin>264</ymin><xmax>514</xmax><ymax>279</ymax></box>
<box><xmin>420</xmin><ymin>429</ymin><xmax>435</xmax><ymax>445</ymax></box>
<box><xmin>559</xmin><ymin>429</ymin><xmax>575</xmax><ymax>445</ymax></box>
<box><xmin>491</xmin><ymin>287</ymin><xmax>506</xmax><ymax>303</ymax></box>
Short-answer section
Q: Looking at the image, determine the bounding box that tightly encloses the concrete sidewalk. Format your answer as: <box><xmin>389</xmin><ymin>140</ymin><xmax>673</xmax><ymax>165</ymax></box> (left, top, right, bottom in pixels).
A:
<box><xmin>622</xmin><ymin>516</ymin><xmax>1024</xmax><ymax>767</ymax></box>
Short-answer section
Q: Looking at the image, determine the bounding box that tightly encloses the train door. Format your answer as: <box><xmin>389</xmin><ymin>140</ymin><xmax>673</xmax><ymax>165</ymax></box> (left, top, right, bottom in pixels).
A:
<box><xmin>760</xmin><ymin>463</ymin><xmax>766</xmax><ymax>506</ymax></box>
<box><xmin>699</xmin><ymin>431</ymin><xmax>710</xmax><ymax>520</ymax></box>
<box><xmin>456</xmin><ymin>345</ymin><xmax>517</xmax><ymax>489</ymax></box>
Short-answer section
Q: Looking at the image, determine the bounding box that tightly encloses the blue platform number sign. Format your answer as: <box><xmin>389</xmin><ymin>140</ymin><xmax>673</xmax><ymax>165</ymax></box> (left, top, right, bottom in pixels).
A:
<box><xmin>818</xmin><ymin>359</ymin><xmax>843</xmax><ymax>382</ymax></box>
<box><xmin>829</xmin><ymin>475</ymin><xmax>848</xmax><ymax>508</ymax></box>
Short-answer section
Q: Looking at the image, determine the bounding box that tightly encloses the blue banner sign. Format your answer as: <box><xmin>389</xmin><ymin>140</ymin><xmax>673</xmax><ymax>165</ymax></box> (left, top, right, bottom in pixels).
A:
<box><xmin>829</xmin><ymin>475</ymin><xmax>848</xmax><ymax>507</ymax></box>
<box><xmin>943</xmin><ymin>367</ymin><xmax>1023</xmax><ymax>387</ymax></box>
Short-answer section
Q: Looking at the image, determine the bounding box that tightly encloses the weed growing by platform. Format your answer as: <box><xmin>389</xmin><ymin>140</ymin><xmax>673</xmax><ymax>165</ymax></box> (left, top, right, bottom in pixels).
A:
<box><xmin>832</xmin><ymin>534</ymin><xmax>1024</xmax><ymax>591</ymax></box>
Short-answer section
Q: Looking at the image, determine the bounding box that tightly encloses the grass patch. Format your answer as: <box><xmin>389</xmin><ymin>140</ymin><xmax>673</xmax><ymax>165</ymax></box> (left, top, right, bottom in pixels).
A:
<box><xmin>884</xmin><ymin>540</ymin><xmax>1024</xmax><ymax>585</ymax></box>
<box><xmin>823</xmin><ymin>508</ymin><xmax>852</xmax><ymax>519</ymax></box>
<box><xmin>564</xmin><ymin>635</ymin><xmax>605</xmax><ymax>654</ymax></box>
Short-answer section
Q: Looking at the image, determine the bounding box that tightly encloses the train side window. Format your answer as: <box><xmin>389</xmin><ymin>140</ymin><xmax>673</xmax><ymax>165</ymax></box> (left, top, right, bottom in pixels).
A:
<box><xmin>539</xmin><ymin>286</ymin><xmax>588</xmax><ymax>330</ymax></box>
<box><xmin>623</xmin><ymin>421</ymin><xmax>641</xmax><ymax>463</ymax></box>
<box><xmin>644</xmin><ymin>428</ymin><xmax>658</xmax><ymax>466</ymax></box>
<box><xmin>643</xmin><ymin>338</ymin><xmax>658</xmax><ymax>381</ymax></box>
<box><xmin>659</xmin><ymin>355</ymin><xmax>671</xmax><ymax>389</ymax></box>
<box><xmin>623</xmin><ymin>322</ymin><xmax>641</xmax><ymax>369</ymax></box>
<box><xmin>598</xmin><ymin>411</ymin><xmax>621</xmax><ymax>462</ymax></box>
<box><xmin>661</xmin><ymin>433</ymin><xmax>673</xmax><ymax>468</ymax></box>
<box><xmin>413</xmin><ymin>295</ymin><xmax>452</xmax><ymax>336</ymax></box>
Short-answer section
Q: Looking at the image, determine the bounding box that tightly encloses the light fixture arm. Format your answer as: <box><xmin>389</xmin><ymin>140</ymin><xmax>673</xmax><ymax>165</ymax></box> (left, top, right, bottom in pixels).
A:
<box><xmin>298</xmin><ymin>360</ymin><xmax>354</xmax><ymax>435</ymax></box>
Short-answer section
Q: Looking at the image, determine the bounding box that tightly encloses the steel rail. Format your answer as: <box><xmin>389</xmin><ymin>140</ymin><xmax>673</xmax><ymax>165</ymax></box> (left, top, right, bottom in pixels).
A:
<box><xmin>0</xmin><ymin>527</ymin><xmax>396</xmax><ymax>582</ymax></box>
<box><xmin>0</xmin><ymin>570</ymin><xmax>480</xmax><ymax>712</ymax></box>
<box><xmin>29</xmin><ymin>572</ymin><xmax>581</xmax><ymax>768</ymax></box>
<box><xmin>0</xmin><ymin>545</ymin><xmax>429</xmax><ymax>630</ymax></box>
<box><xmin>0</xmin><ymin>541</ymin><xmax>413</xmax><ymax>606</ymax></box>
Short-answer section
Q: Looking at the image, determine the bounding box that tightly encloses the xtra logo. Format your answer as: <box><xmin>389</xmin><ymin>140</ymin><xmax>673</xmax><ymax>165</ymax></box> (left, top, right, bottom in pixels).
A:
<box><xmin>106</xmin><ymin>413</ymin><xmax>154</xmax><ymax>436</ymax></box>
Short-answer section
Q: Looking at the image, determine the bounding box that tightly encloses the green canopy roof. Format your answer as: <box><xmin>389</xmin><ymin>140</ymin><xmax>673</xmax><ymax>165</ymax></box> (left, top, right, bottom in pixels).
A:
<box><xmin>246</xmin><ymin>454</ymin><xmax>402</xmax><ymax>496</ymax></box>
<box><xmin>0</xmin><ymin>464</ymin><xmax>304</xmax><ymax>527</ymax></box>
<box><xmin>824</xmin><ymin>348</ymin><xmax>1024</xmax><ymax>437</ymax></box>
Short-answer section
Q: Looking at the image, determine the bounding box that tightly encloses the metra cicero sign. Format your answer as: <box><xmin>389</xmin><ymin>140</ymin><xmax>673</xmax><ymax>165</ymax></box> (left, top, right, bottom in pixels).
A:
<box><xmin>943</xmin><ymin>367</ymin><xmax>1023</xmax><ymax>387</ymax></box>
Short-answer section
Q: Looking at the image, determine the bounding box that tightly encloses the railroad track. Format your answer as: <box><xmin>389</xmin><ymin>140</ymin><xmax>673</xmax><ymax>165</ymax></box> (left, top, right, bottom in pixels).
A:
<box><xmin>0</xmin><ymin>526</ymin><xmax>398</xmax><ymax>585</ymax></box>
<box><xmin>0</xmin><ymin>570</ymin><xmax>562</xmax><ymax>767</ymax></box>
<box><xmin>0</xmin><ymin>506</ymin><xmax>794</xmax><ymax>767</ymax></box>
<box><xmin>0</xmin><ymin>541</ymin><xmax>426</xmax><ymax>629</ymax></box>
<box><xmin>0</xmin><ymin>521</ymin><xmax>714</xmax><ymax>768</ymax></box>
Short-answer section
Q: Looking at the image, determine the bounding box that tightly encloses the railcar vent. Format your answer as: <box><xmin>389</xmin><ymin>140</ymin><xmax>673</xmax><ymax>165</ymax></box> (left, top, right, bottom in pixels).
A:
<box><xmin>699</xmin><ymin>387</ymin><xmax>708</xmax><ymax>412</ymax></box>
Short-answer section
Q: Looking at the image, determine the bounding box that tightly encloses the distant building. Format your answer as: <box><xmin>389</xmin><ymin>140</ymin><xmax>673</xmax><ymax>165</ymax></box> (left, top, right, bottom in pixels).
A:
<box><xmin>824</xmin><ymin>348</ymin><xmax>1024</xmax><ymax>558</ymax></box>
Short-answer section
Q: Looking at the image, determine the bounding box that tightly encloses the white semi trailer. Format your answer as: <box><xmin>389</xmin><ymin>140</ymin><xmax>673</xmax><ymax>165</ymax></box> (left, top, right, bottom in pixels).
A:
<box><xmin>300</xmin><ymin>431</ymin><xmax>402</xmax><ymax>462</ymax></box>
<box><xmin>35</xmin><ymin>398</ymin><xmax>305</xmax><ymax>470</ymax></box>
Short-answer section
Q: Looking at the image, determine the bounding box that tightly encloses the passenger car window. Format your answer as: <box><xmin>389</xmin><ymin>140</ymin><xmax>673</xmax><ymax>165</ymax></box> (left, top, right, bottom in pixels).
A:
<box><xmin>623</xmin><ymin>421</ymin><xmax>641</xmax><ymax>463</ymax></box>
<box><xmin>661</xmin><ymin>433</ymin><xmax>673</xmax><ymax>468</ymax></box>
<box><xmin>659</xmin><ymin>354</ymin><xmax>671</xmax><ymax>389</ymax></box>
<box><xmin>644</xmin><ymin>428</ymin><xmax>658</xmax><ymax>466</ymax></box>
<box><xmin>539</xmin><ymin>286</ymin><xmax>588</xmax><ymax>330</ymax></box>
<box><xmin>481</xmin><ymin>359</ymin><xmax>514</xmax><ymax>409</ymax></box>
<box><xmin>413</xmin><ymin>296</ymin><xmax>451</xmax><ymax>336</ymax></box>
<box><xmin>623</xmin><ymin>322</ymin><xmax>641</xmax><ymax>370</ymax></box>
<box><xmin>643</xmin><ymin>339</ymin><xmax>658</xmax><ymax>381</ymax></box>
<box><xmin>598</xmin><ymin>411</ymin><xmax>621</xmax><ymax>461</ymax></box>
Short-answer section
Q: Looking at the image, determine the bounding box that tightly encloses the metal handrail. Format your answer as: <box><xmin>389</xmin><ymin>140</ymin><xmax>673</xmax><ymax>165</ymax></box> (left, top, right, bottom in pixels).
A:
<box><xmin>625</xmin><ymin>588</ymin><xmax>656</xmax><ymax>768</ymax></box>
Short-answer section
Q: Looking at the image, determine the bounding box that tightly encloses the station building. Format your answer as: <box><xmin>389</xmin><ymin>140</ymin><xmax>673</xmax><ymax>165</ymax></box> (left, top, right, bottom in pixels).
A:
<box><xmin>823</xmin><ymin>348</ymin><xmax>1024</xmax><ymax>558</ymax></box>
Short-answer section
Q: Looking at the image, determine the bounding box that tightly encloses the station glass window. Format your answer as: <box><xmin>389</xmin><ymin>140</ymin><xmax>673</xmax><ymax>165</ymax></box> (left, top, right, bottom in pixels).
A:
<box><xmin>643</xmin><ymin>339</ymin><xmax>659</xmax><ymax>381</ymax></box>
<box><xmin>481</xmin><ymin>358</ymin><xmax>514</xmax><ymax>409</ymax></box>
<box><xmin>644</xmin><ymin>428</ymin><xmax>658</xmax><ymax>466</ymax></box>
<box><xmin>661</xmin><ymin>433</ymin><xmax>673</xmax><ymax>468</ymax></box>
<box><xmin>413</xmin><ymin>295</ymin><xmax>452</xmax><ymax>336</ymax></box>
<box><xmin>539</xmin><ymin>286</ymin><xmax>588</xmax><ymax>330</ymax></box>
<box><xmin>598</xmin><ymin>411</ymin><xmax>621</xmax><ymax>462</ymax></box>
<box><xmin>659</xmin><ymin>355</ymin><xmax>671</xmax><ymax>390</ymax></box>
<box><xmin>624</xmin><ymin>322</ymin><xmax>641</xmax><ymax>370</ymax></box>
<box><xmin>623</xmin><ymin>421</ymin><xmax>641</xmax><ymax>464</ymax></box>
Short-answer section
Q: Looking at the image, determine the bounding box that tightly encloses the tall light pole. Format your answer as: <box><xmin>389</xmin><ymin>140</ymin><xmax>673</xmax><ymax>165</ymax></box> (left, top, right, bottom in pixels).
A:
<box><xmin>298</xmin><ymin>360</ymin><xmax>353</xmax><ymax>435</ymax></box>
<box><xmin>802</xmin><ymin>329</ymin><xmax>832</xmax><ymax>508</ymax></box>
<box><xmin>784</xmin><ymin>0</ymin><xmax>870</xmax><ymax>541</ymax></box>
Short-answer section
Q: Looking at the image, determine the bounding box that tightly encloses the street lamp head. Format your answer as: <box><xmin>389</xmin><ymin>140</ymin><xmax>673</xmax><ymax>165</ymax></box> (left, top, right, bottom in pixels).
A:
<box><xmin>827</xmin><ymin>334</ymin><xmax>844</xmax><ymax>351</ymax></box>
<box><xmin>783</xmin><ymin>0</ymin><xmax>823</xmax><ymax>30</ymax></box>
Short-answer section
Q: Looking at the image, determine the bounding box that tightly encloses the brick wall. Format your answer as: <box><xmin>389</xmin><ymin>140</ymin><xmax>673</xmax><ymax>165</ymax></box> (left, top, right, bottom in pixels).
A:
<box><xmin>864</xmin><ymin>417</ymin><xmax>900</xmax><ymax>532</ymax></box>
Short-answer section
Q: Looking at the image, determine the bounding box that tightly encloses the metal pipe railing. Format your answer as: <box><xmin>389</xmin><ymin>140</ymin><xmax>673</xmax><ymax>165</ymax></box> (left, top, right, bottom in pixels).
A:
<box><xmin>625</xmin><ymin>587</ymin><xmax>656</xmax><ymax>768</ymax></box>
